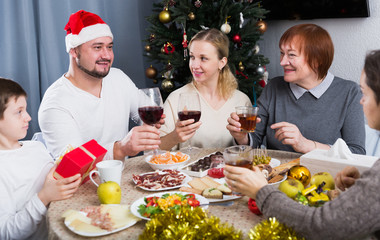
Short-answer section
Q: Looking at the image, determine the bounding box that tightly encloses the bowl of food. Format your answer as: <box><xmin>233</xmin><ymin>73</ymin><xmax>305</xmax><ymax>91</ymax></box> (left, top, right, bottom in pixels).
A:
<box><xmin>145</xmin><ymin>151</ymin><xmax>191</xmax><ymax>170</ymax></box>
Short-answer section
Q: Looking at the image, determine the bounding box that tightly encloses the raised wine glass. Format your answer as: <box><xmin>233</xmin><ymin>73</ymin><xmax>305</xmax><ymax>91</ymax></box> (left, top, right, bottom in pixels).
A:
<box><xmin>138</xmin><ymin>87</ymin><xmax>164</xmax><ymax>155</ymax></box>
<box><xmin>177</xmin><ymin>92</ymin><xmax>201</xmax><ymax>154</ymax></box>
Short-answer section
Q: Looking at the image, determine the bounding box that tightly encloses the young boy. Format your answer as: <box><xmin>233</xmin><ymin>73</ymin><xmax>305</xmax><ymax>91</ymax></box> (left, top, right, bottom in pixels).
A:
<box><xmin>0</xmin><ymin>78</ymin><xmax>81</xmax><ymax>239</ymax></box>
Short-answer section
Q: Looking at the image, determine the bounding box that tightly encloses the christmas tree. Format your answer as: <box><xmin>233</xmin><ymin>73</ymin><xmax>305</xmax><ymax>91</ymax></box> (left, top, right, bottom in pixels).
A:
<box><xmin>143</xmin><ymin>0</ymin><xmax>270</xmax><ymax>104</ymax></box>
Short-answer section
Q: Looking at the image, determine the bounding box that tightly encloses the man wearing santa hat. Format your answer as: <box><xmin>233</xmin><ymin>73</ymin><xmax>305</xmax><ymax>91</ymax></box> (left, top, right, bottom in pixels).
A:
<box><xmin>38</xmin><ymin>10</ymin><xmax>163</xmax><ymax>161</ymax></box>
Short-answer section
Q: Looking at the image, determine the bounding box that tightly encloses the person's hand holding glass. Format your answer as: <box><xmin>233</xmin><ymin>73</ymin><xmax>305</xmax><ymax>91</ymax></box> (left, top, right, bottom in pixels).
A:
<box><xmin>177</xmin><ymin>92</ymin><xmax>202</xmax><ymax>154</ymax></box>
<box><xmin>137</xmin><ymin>87</ymin><xmax>164</xmax><ymax>155</ymax></box>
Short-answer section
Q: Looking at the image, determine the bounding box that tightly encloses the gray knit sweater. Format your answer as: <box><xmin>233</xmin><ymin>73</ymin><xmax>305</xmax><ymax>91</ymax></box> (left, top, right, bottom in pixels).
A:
<box><xmin>250</xmin><ymin>76</ymin><xmax>365</xmax><ymax>154</ymax></box>
<box><xmin>256</xmin><ymin>159</ymin><xmax>380</xmax><ymax>240</ymax></box>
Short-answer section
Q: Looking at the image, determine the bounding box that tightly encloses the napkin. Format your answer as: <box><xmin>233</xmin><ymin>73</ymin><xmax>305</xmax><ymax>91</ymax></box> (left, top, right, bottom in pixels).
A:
<box><xmin>326</xmin><ymin>138</ymin><xmax>355</xmax><ymax>161</ymax></box>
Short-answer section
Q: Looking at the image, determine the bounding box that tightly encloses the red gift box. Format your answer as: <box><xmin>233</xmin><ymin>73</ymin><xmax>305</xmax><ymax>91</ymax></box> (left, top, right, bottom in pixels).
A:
<box><xmin>53</xmin><ymin>139</ymin><xmax>107</xmax><ymax>184</ymax></box>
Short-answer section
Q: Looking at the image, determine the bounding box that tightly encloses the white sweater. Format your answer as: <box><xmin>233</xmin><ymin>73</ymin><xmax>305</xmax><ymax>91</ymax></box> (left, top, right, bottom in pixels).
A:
<box><xmin>0</xmin><ymin>141</ymin><xmax>54</xmax><ymax>240</ymax></box>
<box><xmin>38</xmin><ymin>68</ymin><xmax>140</xmax><ymax>159</ymax></box>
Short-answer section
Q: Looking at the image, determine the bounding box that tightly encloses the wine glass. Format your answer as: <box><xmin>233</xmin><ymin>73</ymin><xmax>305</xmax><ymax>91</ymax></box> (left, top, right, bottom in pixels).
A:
<box><xmin>138</xmin><ymin>87</ymin><xmax>164</xmax><ymax>155</ymax></box>
<box><xmin>177</xmin><ymin>92</ymin><xmax>201</xmax><ymax>154</ymax></box>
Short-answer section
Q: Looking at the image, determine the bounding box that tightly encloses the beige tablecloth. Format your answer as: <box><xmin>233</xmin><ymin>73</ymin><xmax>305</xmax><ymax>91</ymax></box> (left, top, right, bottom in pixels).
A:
<box><xmin>47</xmin><ymin>149</ymin><xmax>301</xmax><ymax>240</ymax></box>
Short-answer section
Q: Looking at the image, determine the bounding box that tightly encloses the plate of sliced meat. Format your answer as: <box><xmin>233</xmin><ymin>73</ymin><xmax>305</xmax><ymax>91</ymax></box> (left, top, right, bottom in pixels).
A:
<box><xmin>132</xmin><ymin>169</ymin><xmax>192</xmax><ymax>191</ymax></box>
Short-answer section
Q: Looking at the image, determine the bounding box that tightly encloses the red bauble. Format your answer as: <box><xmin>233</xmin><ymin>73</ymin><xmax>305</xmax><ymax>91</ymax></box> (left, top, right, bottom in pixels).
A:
<box><xmin>232</xmin><ymin>34</ymin><xmax>241</xmax><ymax>43</ymax></box>
<box><xmin>259</xmin><ymin>79</ymin><xmax>266</xmax><ymax>87</ymax></box>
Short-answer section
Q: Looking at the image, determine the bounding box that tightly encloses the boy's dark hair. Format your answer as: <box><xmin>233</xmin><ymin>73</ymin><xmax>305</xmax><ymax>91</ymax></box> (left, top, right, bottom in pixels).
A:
<box><xmin>364</xmin><ymin>50</ymin><xmax>380</xmax><ymax>105</ymax></box>
<box><xmin>0</xmin><ymin>78</ymin><xmax>27</xmax><ymax>119</ymax></box>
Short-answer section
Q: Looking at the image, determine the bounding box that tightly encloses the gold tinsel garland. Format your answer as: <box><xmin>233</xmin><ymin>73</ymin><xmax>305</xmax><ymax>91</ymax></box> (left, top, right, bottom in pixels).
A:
<box><xmin>248</xmin><ymin>217</ymin><xmax>305</xmax><ymax>240</ymax></box>
<box><xmin>139</xmin><ymin>207</ymin><xmax>242</xmax><ymax>240</ymax></box>
<box><xmin>139</xmin><ymin>208</ymin><xmax>304</xmax><ymax>240</ymax></box>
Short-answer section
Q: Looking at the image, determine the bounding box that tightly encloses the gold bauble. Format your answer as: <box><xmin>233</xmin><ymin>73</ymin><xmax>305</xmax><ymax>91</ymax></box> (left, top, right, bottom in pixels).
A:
<box><xmin>188</xmin><ymin>12</ymin><xmax>195</xmax><ymax>21</ymax></box>
<box><xmin>288</xmin><ymin>165</ymin><xmax>311</xmax><ymax>187</ymax></box>
<box><xmin>161</xmin><ymin>79</ymin><xmax>174</xmax><ymax>92</ymax></box>
<box><xmin>144</xmin><ymin>45</ymin><xmax>151</xmax><ymax>52</ymax></box>
<box><xmin>238</xmin><ymin>61</ymin><xmax>245</xmax><ymax>71</ymax></box>
<box><xmin>159</xmin><ymin>8</ymin><xmax>171</xmax><ymax>23</ymax></box>
<box><xmin>256</xmin><ymin>20</ymin><xmax>267</xmax><ymax>33</ymax></box>
<box><xmin>152</xmin><ymin>79</ymin><xmax>158</xmax><ymax>84</ymax></box>
<box><xmin>145</xmin><ymin>66</ymin><xmax>158</xmax><ymax>79</ymax></box>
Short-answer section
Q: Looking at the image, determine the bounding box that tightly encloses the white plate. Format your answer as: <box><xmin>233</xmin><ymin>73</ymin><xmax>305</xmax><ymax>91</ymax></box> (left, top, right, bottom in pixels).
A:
<box><xmin>182</xmin><ymin>178</ymin><xmax>242</xmax><ymax>203</ymax></box>
<box><xmin>132</xmin><ymin>171</ymin><xmax>192</xmax><ymax>191</ymax></box>
<box><xmin>130</xmin><ymin>191</ymin><xmax>209</xmax><ymax>221</ymax></box>
<box><xmin>269</xmin><ymin>158</ymin><xmax>281</xmax><ymax>168</ymax></box>
<box><xmin>64</xmin><ymin>205</ymin><xmax>138</xmax><ymax>237</ymax></box>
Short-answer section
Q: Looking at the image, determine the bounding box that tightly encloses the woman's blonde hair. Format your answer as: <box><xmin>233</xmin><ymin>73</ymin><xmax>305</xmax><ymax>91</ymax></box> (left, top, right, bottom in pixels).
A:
<box><xmin>188</xmin><ymin>28</ymin><xmax>237</xmax><ymax>99</ymax></box>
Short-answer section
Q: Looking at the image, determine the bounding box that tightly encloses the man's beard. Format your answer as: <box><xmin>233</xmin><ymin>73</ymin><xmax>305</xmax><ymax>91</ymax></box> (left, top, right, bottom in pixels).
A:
<box><xmin>76</xmin><ymin>53</ymin><xmax>111</xmax><ymax>78</ymax></box>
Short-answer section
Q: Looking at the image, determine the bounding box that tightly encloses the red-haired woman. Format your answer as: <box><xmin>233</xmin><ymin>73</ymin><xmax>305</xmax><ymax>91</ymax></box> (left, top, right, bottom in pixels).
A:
<box><xmin>227</xmin><ymin>24</ymin><xmax>365</xmax><ymax>154</ymax></box>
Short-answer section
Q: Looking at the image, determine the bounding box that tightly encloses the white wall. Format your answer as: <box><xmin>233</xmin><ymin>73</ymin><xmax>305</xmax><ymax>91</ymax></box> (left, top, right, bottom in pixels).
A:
<box><xmin>260</xmin><ymin>0</ymin><xmax>380</xmax><ymax>84</ymax></box>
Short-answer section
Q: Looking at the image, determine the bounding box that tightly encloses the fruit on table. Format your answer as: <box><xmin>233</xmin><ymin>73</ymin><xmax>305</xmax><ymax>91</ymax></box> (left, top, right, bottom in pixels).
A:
<box><xmin>288</xmin><ymin>165</ymin><xmax>311</xmax><ymax>187</ymax></box>
<box><xmin>97</xmin><ymin>181</ymin><xmax>121</xmax><ymax>204</ymax></box>
<box><xmin>310</xmin><ymin>172</ymin><xmax>335</xmax><ymax>190</ymax></box>
<box><xmin>278</xmin><ymin>179</ymin><xmax>304</xmax><ymax>199</ymax></box>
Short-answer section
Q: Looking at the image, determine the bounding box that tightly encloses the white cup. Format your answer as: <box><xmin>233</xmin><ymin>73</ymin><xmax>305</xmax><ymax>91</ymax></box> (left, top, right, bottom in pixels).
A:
<box><xmin>89</xmin><ymin>160</ymin><xmax>123</xmax><ymax>187</ymax></box>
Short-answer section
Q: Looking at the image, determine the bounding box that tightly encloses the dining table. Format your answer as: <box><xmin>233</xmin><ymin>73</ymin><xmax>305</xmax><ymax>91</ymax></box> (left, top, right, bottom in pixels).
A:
<box><xmin>47</xmin><ymin>149</ymin><xmax>302</xmax><ymax>240</ymax></box>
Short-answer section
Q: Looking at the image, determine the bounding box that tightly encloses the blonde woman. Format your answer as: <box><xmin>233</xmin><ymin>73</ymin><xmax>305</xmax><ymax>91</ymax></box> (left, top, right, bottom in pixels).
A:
<box><xmin>160</xmin><ymin>28</ymin><xmax>251</xmax><ymax>150</ymax></box>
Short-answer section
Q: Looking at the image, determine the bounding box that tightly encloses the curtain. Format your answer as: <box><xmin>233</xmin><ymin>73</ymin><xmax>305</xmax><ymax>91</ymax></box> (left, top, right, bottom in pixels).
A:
<box><xmin>0</xmin><ymin>0</ymin><xmax>156</xmax><ymax>139</ymax></box>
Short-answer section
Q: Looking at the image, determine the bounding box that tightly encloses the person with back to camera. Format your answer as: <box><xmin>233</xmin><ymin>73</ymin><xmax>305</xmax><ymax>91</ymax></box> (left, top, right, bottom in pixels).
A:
<box><xmin>38</xmin><ymin>10</ymin><xmax>164</xmax><ymax>161</ymax></box>
<box><xmin>227</xmin><ymin>24</ymin><xmax>365</xmax><ymax>154</ymax></box>
<box><xmin>224</xmin><ymin>50</ymin><xmax>380</xmax><ymax>240</ymax></box>
<box><xmin>159</xmin><ymin>28</ymin><xmax>251</xmax><ymax>151</ymax></box>
<box><xmin>0</xmin><ymin>78</ymin><xmax>81</xmax><ymax>240</ymax></box>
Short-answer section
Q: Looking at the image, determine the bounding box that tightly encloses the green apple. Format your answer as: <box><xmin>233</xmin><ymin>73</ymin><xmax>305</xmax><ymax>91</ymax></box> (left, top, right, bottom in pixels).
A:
<box><xmin>278</xmin><ymin>179</ymin><xmax>304</xmax><ymax>199</ymax></box>
<box><xmin>310</xmin><ymin>172</ymin><xmax>335</xmax><ymax>190</ymax></box>
<box><xmin>97</xmin><ymin>181</ymin><xmax>121</xmax><ymax>204</ymax></box>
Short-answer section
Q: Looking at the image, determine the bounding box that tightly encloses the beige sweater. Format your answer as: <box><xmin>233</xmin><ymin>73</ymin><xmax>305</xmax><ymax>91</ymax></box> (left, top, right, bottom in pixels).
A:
<box><xmin>160</xmin><ymin>82</ymin><xmax>251</xmax><ymax>150</ymax></box>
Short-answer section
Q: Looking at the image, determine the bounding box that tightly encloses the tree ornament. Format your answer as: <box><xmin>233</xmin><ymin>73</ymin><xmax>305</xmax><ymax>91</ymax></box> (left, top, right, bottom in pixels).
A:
<box><xmin>182</xmin><ymin>29</ymin><xmax>188</xmax><ymax>60</ymax></box>
<box><xmin>168</xmin><ymin>0</ymin><xmax>176</xmax><ymax>7</ymax></box>
<box><xmin>152</xmin><ymin>79</ymin><xmax>158</xmax><ymax>84</ymax></box>
<box><xmin>166</xmin><ymin>62</ymin><xmax>173</xmax><ymax>71</ymax></box>
<box><xmin>237</xmin><ymin>42</ymin><xmax>243</xmax><ymax>48</ymax></box>
<box><xmin>220</xmin><ymin>23</ymin><xmax>231</xmax><ymax>34</ymax></box>
<box><xmin>253</xmin><ymin>44</ymin><xmax>260</xmax><ymax>53</ymax></box>
<box><xmin>164</xmin><ymin>42</ymin><xmax>175</xmax><ymax>54</ymax></box>
<box><xmin>239</xmin><ymin>12</ymin><xmax>244</xmax><ymax>28</ymax></box>
<box><xmin>288</xmin><ymin>165</ymin><xmax>311</xmax><ymax>187</ymax></box>
<box><xmin>256</xmin><ymin>19</ymin><xmax>267</xmax><ymax>33</ymax></box>
<box><xmin>159</xmin><ymin>8</ymin><xmax>171</xmax><ymax>23</ymax></box>
<box><xmin>232</xmin><ymin>34</ymin><xmax>241</xmax><ymax>43</ymax></box>
<box><xmin>256</xmin><ymin>64</ymin><xmax>265</xmax><ymax>75</ymax></box>
<box><xmin>144</xmin><ymin>45</ymin><xmax>151</xmax><ymax>52</ymax></box>
<box><xmin>238</xmin><ymin>61</ymin><xmax>245</xmax><ymax>71</ymax></box>
<box><xmin>161</xmin><ymin>79</ymin><xmax>174</xmax><ymax>92</ymax></box>
<box><xmin>194</xmin><ymin>0</ymin><xmax>202</xmax><ymax>8</ymax></box>
<box><xmin>188</xmin><ymin>12</ymin><xmax>195</xmax><ymax>21</ymax></box>
<box><xmin>149</xmin><ymin>33</ymin><xmax>155</xmax><ymax>42</ymax></box>
<box><xmin>145</xmin><ymin>65</ymin><xmax>157</xmax><ymax>79</ymax></box>
<box><xmin>161</xmin><ymin>46</ymin><xmax>166</xmax><ymax>54</ymax></box>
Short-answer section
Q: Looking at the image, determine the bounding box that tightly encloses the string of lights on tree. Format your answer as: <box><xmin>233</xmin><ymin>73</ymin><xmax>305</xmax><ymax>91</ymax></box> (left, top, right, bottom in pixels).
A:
<box><xmin>144</xmin><ymin>0</ymin><xmax>270</xmax><ymax>104</ymax></box>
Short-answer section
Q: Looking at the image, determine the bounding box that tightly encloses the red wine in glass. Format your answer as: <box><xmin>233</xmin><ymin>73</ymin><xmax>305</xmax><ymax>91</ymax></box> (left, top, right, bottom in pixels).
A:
<box><xmin>178</xmin><ymin>110</ymin><xmax>201</xmax><ymax>122</ymax></box>
<box><xmin>138</xmin><ymin>106</ymin><xmax>163</xmax><ymax>125</ymax></box>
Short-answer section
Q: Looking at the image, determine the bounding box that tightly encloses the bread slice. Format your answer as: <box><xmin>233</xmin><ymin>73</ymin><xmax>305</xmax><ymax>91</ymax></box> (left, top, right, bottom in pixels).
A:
<box><xmin>188</xmin><ymin>178</ymin><xmax>209</xmax><ymax>191</ymax></box>
<box><xmin>179</xmin><ymin>186</ymin><xmax>203</xmax><ymax>195</ymax></box>
<box><xmin>200</xmin><ymin>176</ymin><xmax>221</xmax><ymax>188</ymax></box>
<box><xmin>202</xmin><ymin>188</ymin><xmax>223</xmax><ymax>199</ymax></box>
<box><xmin>216</xmin><ymin>183</ymin><xmax>232</xmax><ymax>195</ymax></box>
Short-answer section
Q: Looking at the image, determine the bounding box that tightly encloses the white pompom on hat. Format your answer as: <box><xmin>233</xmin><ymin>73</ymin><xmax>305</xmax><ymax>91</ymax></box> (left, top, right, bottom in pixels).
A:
<box><xmin>64</xmin><ymin>10</ymin><xmax>113</xmax><ymax>52</ymax></box>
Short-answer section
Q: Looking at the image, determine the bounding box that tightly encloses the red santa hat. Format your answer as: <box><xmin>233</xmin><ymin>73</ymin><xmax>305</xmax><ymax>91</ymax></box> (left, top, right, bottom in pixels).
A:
<box><xmin>64</xmin><ymin>10</ymin><xmax>113</xmax><ymax>52</ymax></box>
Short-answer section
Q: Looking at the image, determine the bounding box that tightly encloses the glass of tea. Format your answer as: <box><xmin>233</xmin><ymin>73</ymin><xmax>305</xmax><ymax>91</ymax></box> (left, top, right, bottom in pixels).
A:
<box><xmin>177</xmin><ymin>92</ymin><xmax>201</xmax><ymax>154</ymax></box>
<box><xmin>235</xmin><ymin>106</ymin><xmax>259</xmax><ymax>132</ymax></box>
<box><xmin>138</xmin><ymin>87</ymin><xmax>164</xmax><ymax>155</ymax></box>
<box><xmin>223</xmin><ymin>145</ymin><xmax>253</xmax><ymax>169</ymax></box>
